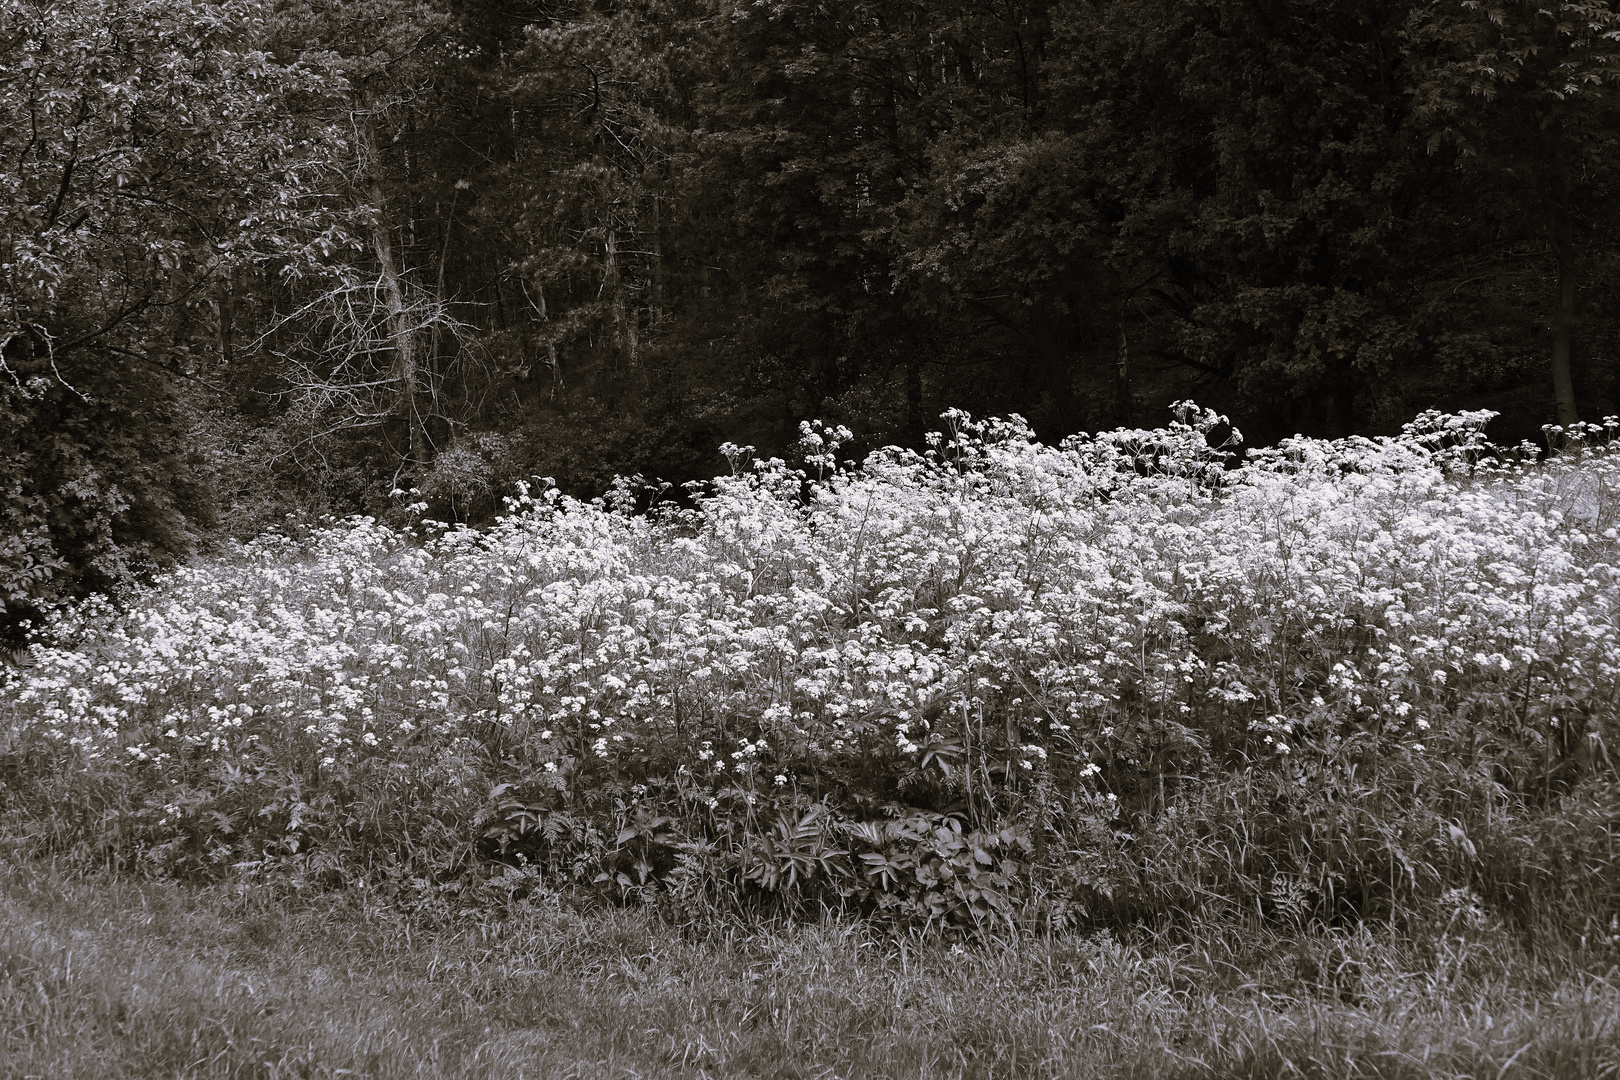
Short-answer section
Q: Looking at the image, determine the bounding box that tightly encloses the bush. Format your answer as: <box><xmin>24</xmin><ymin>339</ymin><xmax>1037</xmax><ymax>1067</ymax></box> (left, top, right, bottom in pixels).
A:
<box><xmin>4</xmin><ymin>406</ymin><xmax>1618</xmax><ymax>939</ymax></box>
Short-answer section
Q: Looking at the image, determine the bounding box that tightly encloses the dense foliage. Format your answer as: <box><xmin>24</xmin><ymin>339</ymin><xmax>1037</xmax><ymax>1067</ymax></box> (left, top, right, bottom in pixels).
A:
<box><xmin>5</xmin><ymin>0</ymin><xmax>1620</xmax><ymax>624</ymax></box>
<box><xmin>0</xmin><ymin>0</ymin><xmax>350</xmax><ymax>624</ymax></box>
<box><xmin>4</xmin><ymin>409</ymin><xmax>1618</xmax><ymax>941</ymax></box>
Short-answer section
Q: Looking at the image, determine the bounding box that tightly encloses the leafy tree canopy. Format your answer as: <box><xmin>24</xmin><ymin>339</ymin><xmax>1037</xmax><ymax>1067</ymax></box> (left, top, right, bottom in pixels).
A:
<box><xmin>0</xmin><ymin>0</ymin><xmax>349</xmax><ymax>621</ymax></box>
<box><xmin>5</xmin><ymin>0</ymin><xmax>1620</xmax><ymax>631</ymax></box>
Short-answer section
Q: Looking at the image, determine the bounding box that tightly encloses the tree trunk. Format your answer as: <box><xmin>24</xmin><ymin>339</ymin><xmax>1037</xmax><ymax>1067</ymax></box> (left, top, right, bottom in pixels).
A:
<box><xmin>1550</xmin><ymin>243</ymin><xmax>1579</xmax><ymax>428</ymax></box>
<box><xmin>361</xmin><ymin>117</ymin><xmax>425</xmax><ymax>471</ymax></box>
<box><xmin>214</xmin><ymin>278</ymin><xmax>234</xmax><ymax>368</ymax></box>
<box><xmin>1545</xmin><ymin>131</ymin><xmax>1581</xmax><ymax>428</ymax></box>
<box><xmin>428</xmin><ymin>180</ymin><xmax>463</xmax><ymax>388</ymax></box>
<box><xmin>1116</xmin><ymin>320</ymin><xmax>1134</xmax><ymax>428</ymax></box>
<box><xmin>651</xmin><ymin>193</ymin><xmax>664</xmax><ymax>322</ymax></box>
<box><xmin>905</xmin><ymin>358</ymin><xmax>923</xmax><ymax>433</ymax></box>
<box><xmin>603</xmin><ymin>228</ymin><xmax>635</xmax><ymax>369</ymax></box>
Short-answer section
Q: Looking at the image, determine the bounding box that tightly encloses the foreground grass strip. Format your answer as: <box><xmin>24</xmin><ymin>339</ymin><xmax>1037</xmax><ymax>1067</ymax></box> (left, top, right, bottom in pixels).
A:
<box><xmin>1</xmin><ymin>865</ymin><xmax>1616</xmax><ymax>1079</ymax></box>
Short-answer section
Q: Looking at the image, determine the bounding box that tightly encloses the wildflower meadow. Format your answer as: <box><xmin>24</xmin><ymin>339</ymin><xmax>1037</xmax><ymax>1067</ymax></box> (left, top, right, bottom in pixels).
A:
<box><xmin>3</xmin><ymin>405</ymin><xmax>1619</xmax><ymax>952</ymax></box>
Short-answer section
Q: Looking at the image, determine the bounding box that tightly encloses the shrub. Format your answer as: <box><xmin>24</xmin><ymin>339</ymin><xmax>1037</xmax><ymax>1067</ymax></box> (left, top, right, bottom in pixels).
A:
<box><xmin>4</xmin><ymin>407</ymin><xmax>1618</xmax><ymax>938</ymax></box>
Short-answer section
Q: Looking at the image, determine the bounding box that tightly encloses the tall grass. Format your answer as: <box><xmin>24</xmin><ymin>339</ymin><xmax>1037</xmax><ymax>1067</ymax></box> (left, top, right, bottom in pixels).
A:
<box><xmin>1</xmin><ymin>406</ymin><xmax>1617</xmax><ymax>950</ymax></box>
<box><xmin>1</xmin><ymin>861</ymin><xmax>1616</xmax><ymax>1078</ymax></box>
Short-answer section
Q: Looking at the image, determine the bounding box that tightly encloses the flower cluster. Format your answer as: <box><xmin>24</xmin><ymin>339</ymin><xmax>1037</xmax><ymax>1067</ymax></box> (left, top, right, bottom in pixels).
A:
<box><xmin>5</xmin><ymin>406</ymin><xmax>1618</xmax><ymax>928</ymax></box>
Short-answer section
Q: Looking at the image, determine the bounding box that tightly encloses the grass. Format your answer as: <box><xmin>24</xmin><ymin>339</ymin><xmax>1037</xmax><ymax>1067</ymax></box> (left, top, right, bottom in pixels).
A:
<box><xmin>1</xmin><ymin>860</ymin><xmax>1616</xmax><ymax>1079</ymax></box>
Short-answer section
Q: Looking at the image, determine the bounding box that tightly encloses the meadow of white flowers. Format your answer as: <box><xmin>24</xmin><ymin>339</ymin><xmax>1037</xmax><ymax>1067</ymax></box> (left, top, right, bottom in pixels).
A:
<box><xmin>4</xmin><ymin>406</ymin><xmax>1618</xmax><ymax>933</ymax></box>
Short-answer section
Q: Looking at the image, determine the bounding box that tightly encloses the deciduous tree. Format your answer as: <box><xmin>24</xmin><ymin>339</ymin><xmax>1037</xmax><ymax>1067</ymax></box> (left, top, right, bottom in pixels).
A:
<box><xmin>0</xmin><ymin>0</ymin><xmax>347</xmax><ymax>621</ymax></box>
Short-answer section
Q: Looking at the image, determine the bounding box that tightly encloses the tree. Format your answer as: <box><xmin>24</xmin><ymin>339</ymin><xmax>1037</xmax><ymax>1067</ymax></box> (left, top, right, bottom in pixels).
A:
<box><xmin>0</xmin><ymin>0</ymin><xmax>348</xmax><ymax>623</ymax></box>
<box><xmin>1405</xmin><ymin>0</ymin><xmax>1620</xmax><ymax>427</ymax></box>
<box><xmin>253</xmin><ymin>0</ymin><xmax>474</xmax><ymax>488</ymax></box>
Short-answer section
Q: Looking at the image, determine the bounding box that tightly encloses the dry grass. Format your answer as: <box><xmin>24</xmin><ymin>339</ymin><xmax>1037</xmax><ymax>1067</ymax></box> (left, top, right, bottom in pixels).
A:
<box><xmin>1</xmin><ymin>862</ymin><xmax>1616</xmax><ymax>1079</ymax></box>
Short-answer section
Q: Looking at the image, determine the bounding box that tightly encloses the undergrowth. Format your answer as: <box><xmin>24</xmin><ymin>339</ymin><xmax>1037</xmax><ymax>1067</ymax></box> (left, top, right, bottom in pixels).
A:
<box><xmin>2</xmin><ymin>406</ymin><xmax>1618</xmax><ymax>954</ymax></box>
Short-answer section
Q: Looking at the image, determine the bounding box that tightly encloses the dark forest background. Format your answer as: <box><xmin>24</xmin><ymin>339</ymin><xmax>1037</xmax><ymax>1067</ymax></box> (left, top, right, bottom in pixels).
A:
<box><xmin>4</xmin><ymin>0</ymin><xmax>1619</xmax><ymax>634</ymax></box>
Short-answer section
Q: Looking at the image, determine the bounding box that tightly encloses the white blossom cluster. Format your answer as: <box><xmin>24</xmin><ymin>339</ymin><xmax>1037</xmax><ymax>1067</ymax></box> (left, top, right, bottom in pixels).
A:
<box><xmin>5</xmin><ymin>407</ymin><xmax>1618</xmax><ymax>809</ymax></box>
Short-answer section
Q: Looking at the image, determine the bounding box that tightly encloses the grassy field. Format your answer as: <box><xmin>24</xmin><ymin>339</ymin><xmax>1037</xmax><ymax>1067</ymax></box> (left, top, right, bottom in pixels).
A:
<box><xmin>1</xmin><ymin>859</ymin><xmax>1616</xmax><ymax>1079</ymax></box>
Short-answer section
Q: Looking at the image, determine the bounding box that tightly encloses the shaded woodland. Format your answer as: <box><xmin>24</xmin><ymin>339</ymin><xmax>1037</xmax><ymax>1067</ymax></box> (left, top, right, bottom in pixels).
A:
<box><xmin>4</xmin><ymin>0</ymin><xmax>1619</xmax><ymax>625</ymax></box>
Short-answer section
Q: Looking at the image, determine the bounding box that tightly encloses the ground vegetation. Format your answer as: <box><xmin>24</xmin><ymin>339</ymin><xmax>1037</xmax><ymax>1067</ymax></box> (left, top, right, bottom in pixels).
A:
<box><xmin>2</xmin><ymin>407</ymin><xmax>1619</xmax><ymax>1074</ymax></box>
